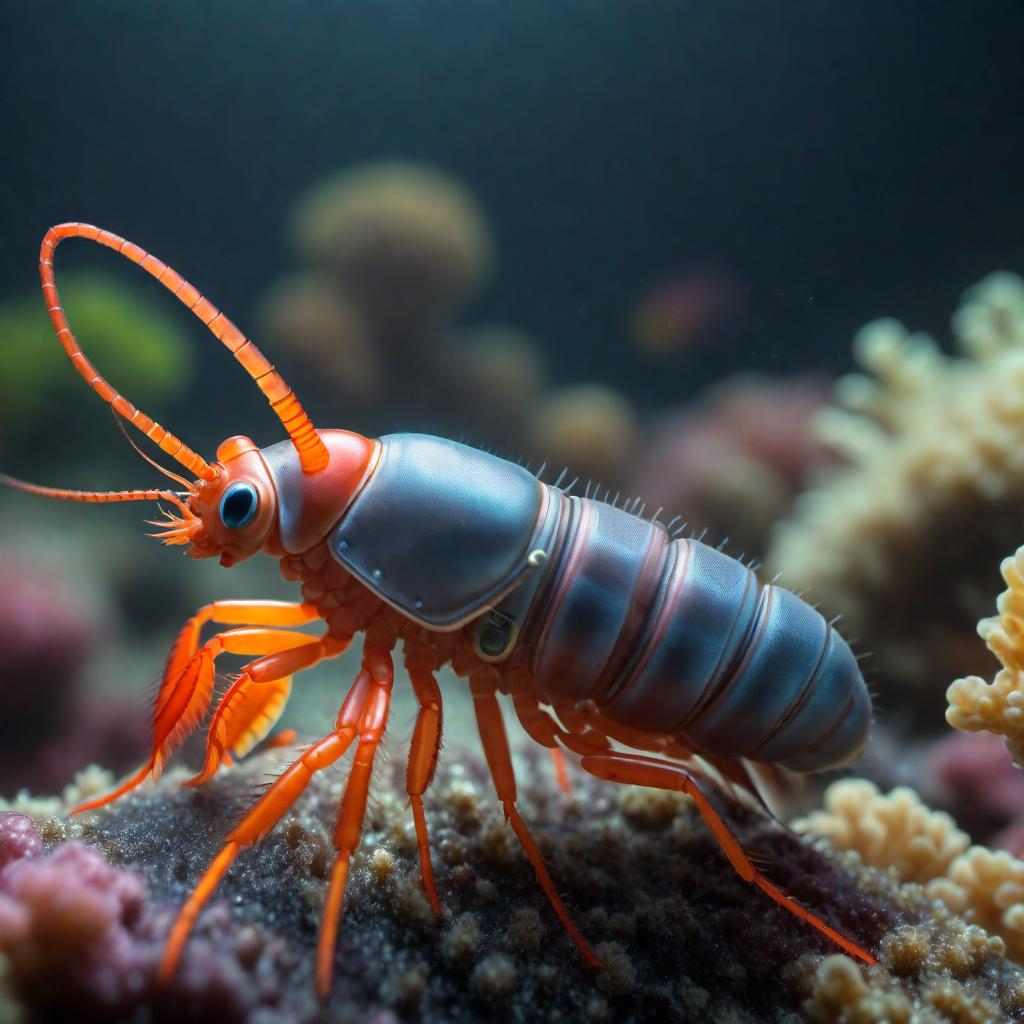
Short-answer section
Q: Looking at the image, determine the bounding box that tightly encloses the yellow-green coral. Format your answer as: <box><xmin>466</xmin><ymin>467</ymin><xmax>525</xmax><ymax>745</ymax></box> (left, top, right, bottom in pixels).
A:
<box><xmin>0</xmin><ymin>271</ymin><xmax>191</xmax><ymax>429</ymax></box>
<box><xmin>947</xmin><ymin>544</ymin><xmax>1024</xmax><ymax>764</ymax></box>
<box><xmin>767</xmin><ymin>271</ymin><xmax>1024</xmax><ymax>706</ymax></box>
<box><xmin>795</xmin><ymin>779</ymin><xmax>969</xmax><ymax>884</ymax></box>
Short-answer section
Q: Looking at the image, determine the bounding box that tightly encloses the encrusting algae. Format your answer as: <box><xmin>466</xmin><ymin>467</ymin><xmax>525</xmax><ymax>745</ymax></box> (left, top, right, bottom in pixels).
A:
<box><xmin>2</xmin><ymin>743</ymin><xmax>1024</xmax><ymax>1023</ymax></box>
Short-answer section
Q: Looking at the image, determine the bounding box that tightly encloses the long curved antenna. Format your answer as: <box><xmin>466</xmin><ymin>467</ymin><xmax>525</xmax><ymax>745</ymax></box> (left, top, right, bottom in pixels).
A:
<box><xmin>0</xmin><ymin>473</ymin><xmax>191</xmax><ymax>516</ymax></box>
<box><xmin>41</xmin><ymin>223</ymin><xmax>330</xmax><ymax>476</ymax></box>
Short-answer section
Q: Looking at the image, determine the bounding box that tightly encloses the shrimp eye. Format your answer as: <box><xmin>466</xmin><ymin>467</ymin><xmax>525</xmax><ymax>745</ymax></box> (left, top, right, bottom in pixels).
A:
<box><xmin>220</xmin><ymin>481</ymin><xmax>259</xmax><ymax>529</ymax></box>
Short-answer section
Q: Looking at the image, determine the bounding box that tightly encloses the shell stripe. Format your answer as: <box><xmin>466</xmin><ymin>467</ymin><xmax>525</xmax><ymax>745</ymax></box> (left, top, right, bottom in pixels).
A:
<box><xmin>596</xmin><ymin>537</ymin><xmax>685</xmax><ymax>706</ymax></box>
<box><xmin>594</xmin><ymin>525</ymin><xmax>669</xmax><ymax>699</ymax></box>
<box><xmin>670</xmin><ymin>563</ymin><xmax>767</xmax><ymax>736</ymax></box>
<box><xmin>520</xmin><ymin>504</ymin><xmax>870</xmax><ymax>772</ymax></box>
<box><xmin>750</xmin><ymin>622</ymin><xmax>833</xmax><ymax>758</ymax></box>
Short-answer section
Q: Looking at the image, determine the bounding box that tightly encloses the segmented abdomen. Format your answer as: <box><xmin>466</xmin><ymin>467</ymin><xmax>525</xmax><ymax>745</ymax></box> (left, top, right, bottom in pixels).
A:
<box><xmin>523</xmin><ymin>491</ymin><xmax>870</xmax><ymax>772</ymax></box>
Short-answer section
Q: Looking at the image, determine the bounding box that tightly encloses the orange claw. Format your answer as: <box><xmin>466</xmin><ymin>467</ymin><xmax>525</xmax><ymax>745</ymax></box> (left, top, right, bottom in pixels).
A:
<box><xmin>184</xmin><ymin>632</ymin><xmax>340</xmax><ymax>788</ymax></box>
<box><xmin>72</xmin><ymin>646</ymin><xmax>217</xmax><ymax>815</ymax></box>
<box><xmin>184</xmin><ymin>675</ymin><xmax>293</xmax><ymax>788</ymax></box>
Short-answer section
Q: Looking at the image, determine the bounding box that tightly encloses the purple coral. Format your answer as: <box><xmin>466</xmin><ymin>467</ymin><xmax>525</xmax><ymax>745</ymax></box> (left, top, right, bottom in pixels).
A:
<box><xmin>630</xmin><ymin>375</ymin><xmax>831</xmax><ymax>558</ymax></box>
<box><xmin>0</xmin><ymin>554</ymin><xmax>146</xmax><ymax>793</ymax></box>
<box><xmin>0</xmin><ymin>556</ymin><xmax>97</xmax><ymax>751</ymax></box>
<box><xmin>0</xmin><ymin>841</ymin><xmax>291</xmax><ymax>1023</ymax></box>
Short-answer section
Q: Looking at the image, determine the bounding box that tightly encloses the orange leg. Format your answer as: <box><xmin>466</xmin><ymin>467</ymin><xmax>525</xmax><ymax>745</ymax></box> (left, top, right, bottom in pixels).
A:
<box><xmin>549</xmin><ymin>748</ymin><xmax>572</xmax><ymax>796</ymax></box>
<box><xmin>184</xmin><ymin>632</ymin><xmax>349</xmax><ymax>787</ymax></box>
<box><xmin>72</xmin><ymin>601</ymin><xmax>319</xmax><ymax>814</ymax></box>
<box><xmin>157</xmin><ymin>664</ymin><xmax>374</xmax><ymax>987</ymax></box>
<box><xmin>508</xmin><ymin>670</ymin><xmax>607</xmax><ymax>789</ymax></box>
<box><xmin>163</xmin><ymin>600</ymin><xmax>321</xmax><ymax>688</ymax></box>
<box><xmin>317</xmin><ymin>643</ymin><xmax>395</xmax><ymax>1000</ymax></box>
<box><xmin>511</xmin><ymin>688</ymin><xmax>574</xmax><ymax>794</ymax></box>
<box><xmin>469</xmin><ymin>670</ymin><xmax>603</xmax><ymax>970</ymax></box>
<box><xmin>580</xmin><ymin>751</ymin><xmax>877</xmax><ymax>966</ymax></box>
<box><xmin>404</xmin><ymin>641</ymin><xmax>444</xmax><ymax>917</ymax></box>
<box><xmin>72</xmin><ymin>623</ymin><xmax>324</xmax><ymax>814</ymax></box>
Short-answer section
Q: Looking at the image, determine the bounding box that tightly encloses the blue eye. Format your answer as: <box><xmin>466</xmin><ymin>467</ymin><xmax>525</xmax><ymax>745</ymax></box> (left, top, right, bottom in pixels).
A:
<box><xmin>220</xmin><ymin>482</ymin><xmax>259</xmax><ymax>529</ymax></box>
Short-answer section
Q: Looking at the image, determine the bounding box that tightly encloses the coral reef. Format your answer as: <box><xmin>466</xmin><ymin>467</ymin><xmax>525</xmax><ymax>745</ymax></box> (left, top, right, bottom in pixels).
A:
<box><xmin>924</xmin><ymin>731</ymin><xmax>1024</xmax><ymax>852</ymax></box>
<box><xmin>631</xmin><ymin>375</ymin><xmax>831</xmax><ymax>559</ymax></box>
<box><xmin>263</xmin><ymin>160</ymin><xmax>552</xmax><ymax>449</ymax></box>
<box><xmin>794</xmin><ymin>779</ymin><xmax>968</xmax><ymax>885</ymax></box>
<box><xmin>258</xmin><ymin>273</ymin><xmax>378</xmax><ymax>401</ymax></box>
<box><xmin>927</xmin><ymin>847</ymin><xmax>1024</xmax><ymax>964</ymax></box>
<box><xmin>2</xmin><ymin>749</ymin><xmax>1024</xmax><ymax>1022</ymax></box>
<box><xmin>799</xmin><ymin>778</ymin><xmax>1024</xmax><ymax>971</ymax></box>
<box><xmin>527</xmin><ymin>382</ymin><xmax>638</xmax><ymax>489</ymax></box>
<box><xmin>767</xmin><ymin>272</ymin><xmax>1024</xmax><ymax>722</ymax></box>
<box><xmin>289</xmin><ymin>161</ymin><xmax>494</xmax><ymax>334</ymax></box>
<box><xmin>261</xmin><ymin>161</ymin><xmax>815</xmax><ymax>566</ymax></box>
<box><xmin>446</xmin><ymin>324</ymin><xmax>548</xmax><ymax>443</ymax></box>
<box><xmin>0</xmin><ymin>554</ymin><xmax>145</xmax><ymax>794</ymax></box>
<box><xmin>947</xmin><ymin>542</ymin><xmax>1024</xmax><ymax>764</ymax></box>
<box><xmin>0</xmin><ymin>556</ymin><xmax>97</xmax><ymax>752</ymax></box>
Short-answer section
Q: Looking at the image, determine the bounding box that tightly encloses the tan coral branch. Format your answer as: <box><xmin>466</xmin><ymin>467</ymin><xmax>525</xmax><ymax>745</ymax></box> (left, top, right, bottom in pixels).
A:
<box><xmin>947</xmin><ymin>545</ymin><xmax>1024</xmax><ymax>765</ymax></box>
<box><xmin>795</xmin><ymin>779</ymin><xmax>969</xmax><ymax>884</ymax></box>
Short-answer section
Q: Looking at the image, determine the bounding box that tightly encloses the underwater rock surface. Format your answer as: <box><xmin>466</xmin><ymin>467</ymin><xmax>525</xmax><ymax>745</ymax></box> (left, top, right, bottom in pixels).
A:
<box><xmin>1</xmin><ymin>750</ymin><xmax>1023</xmax><ymax>1023</ymax></box>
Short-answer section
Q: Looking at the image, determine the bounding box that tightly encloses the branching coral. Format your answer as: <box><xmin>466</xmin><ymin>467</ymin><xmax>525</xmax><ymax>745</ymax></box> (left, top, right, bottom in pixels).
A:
<box><xmin>794</xmin><ymin>779</ymin><xmax>969</xmax><ymax>884</ymax></box>
<box><xmin>927</xmin><ymin>847</ymin><xmax>1024</xmax><ymax>964</ymax></box>
<box><xmin>767</xmin><ymin>272</ymin><xmax>1024</xmax><ymax>719</ymax></box>
<box><xmin>947</xmin><ymin>543</ymin><xmax>1024</xmax><ymax>764</ymax></box>
<box><xmin>262</xmin><ymin>160</ymin><xmax>558</xmax><ymax>452</ymax></box>
<box><xmin>798</xmin><ymin>777</ymin><xmax>1024</xmax><ymax>970</ymax></box>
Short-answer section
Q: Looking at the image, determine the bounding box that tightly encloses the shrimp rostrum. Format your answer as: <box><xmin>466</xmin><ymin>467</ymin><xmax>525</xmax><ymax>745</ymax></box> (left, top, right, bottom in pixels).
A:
<box><xmin>3</xmin><ymin>223</ymin><xmax>876</xmax><ymax>998</ymax></box>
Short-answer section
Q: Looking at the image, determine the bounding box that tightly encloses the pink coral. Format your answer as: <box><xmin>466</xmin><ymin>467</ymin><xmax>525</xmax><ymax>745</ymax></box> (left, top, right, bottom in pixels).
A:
<box><xmin>0</xmin><ymin>554</ymin><xmax>145</xmax><ymax>793</ymax></box>
<box><xmin>926</xmin><ymin>732</ymin><xmax>1024</xmax><ymax>847</ymax></box>
<box><xmin>0</xmin><ymin>843</ymin><xmax>150</xmax><ymax>1009</ymax></box>
<box><xmin>631</xmin><ymin>375</ymin><xmax>832</xmax><ymax>557</ymax></box>
<box><xmin>0</xmin><ymin>812</ymin><xmax>42</xmax><ymax>868</ymax></box>
<box><xmin>0</xmin><ymin>841</ymin><xmax>290</xmax><ymax>1022</ymax></box>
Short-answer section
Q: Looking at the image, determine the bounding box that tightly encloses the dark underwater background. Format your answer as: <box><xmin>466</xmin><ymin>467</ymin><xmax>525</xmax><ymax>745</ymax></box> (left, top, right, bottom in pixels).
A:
<box><xmin>2</xmin><ymin>5</ymin><xmax>1024</xmax><ymax>1021</ymax></box>
<box><xmin>3</xmin><ymin>2</ymin><xmax>1023</xmax><ymax>428</ymax></box>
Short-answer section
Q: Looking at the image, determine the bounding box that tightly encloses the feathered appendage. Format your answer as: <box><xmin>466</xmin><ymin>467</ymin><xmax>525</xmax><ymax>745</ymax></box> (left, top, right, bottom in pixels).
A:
<box><xmin>146</xmin><ymin>506</ymin><xmax>203</xmax><ymax>546</ymax></box>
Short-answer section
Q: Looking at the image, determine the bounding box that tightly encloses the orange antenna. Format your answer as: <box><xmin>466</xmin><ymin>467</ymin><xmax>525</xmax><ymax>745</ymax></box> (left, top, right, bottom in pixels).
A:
<box><xmin>0</xmin><ymin>473</ymin><xmax>192</xmax><ymax>517</ymax></box>
<box><xmin>41</xmin><ymin>223</ymin><xmax>330</xmax><ymax>477</ymax></box>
